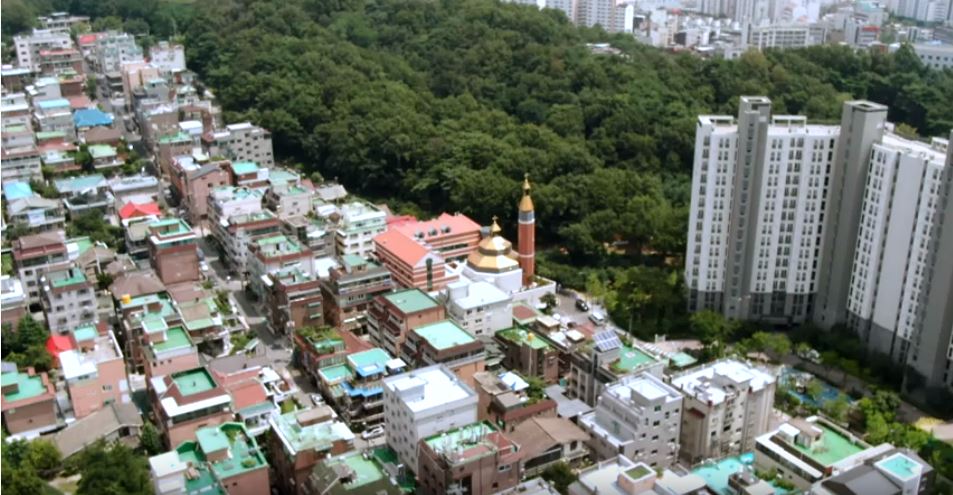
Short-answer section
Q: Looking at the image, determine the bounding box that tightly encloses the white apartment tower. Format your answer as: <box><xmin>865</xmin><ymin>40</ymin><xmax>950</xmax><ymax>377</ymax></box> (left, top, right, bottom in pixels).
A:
<box><xmin>909</xmin><ymin>131</ymin><xmax>953</xmax><ymax>392</ymax></box>
<box><xmin>846</xmin><ymin>135</ymin><xmax>950</xmax><ymax>365</ymax></box>
<box><xmin>209</xmin><ymin>123</ymin><xmax>275</xmax><ymax>168</ymax></box>
<box><xmin>685</xmin><ymin>96</ymin><xmax>839</xmax><ymax>323</ymax></box>
<box><xmin>382</xmin><ymin>364</ymin><xmax>478</xmax><ymax>473</ymax></box>
<box><xmin>579</xmin><ymin>373</ymin><xmax>682</xmax><ymax>468</ymax></box>
<box><xmin>669</xmin><ymin>359</ymin><xmax>777</xmax><ymax>464</ymax></box>
<box><xmin>14</xmin><ymin>29</ymin><xmax>72</xmax><ymax>71</ymax></box>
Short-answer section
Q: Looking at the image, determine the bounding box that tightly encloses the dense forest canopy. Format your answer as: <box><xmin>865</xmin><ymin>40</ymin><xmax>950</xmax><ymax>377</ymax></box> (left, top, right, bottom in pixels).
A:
<box><xmin>5</xmin><ymin>0</ymin><xmax>953</xmax><ymax>334</ymax></box>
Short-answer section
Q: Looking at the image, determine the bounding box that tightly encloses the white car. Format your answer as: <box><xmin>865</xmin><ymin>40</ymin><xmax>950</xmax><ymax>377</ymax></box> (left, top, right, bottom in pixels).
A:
<box><xmin>310</xmin><ymin>394</ymin><xmax>324</xmax><ymax>406</ymax></box>
<box><xmin>361</xmin><ymin>426</ymin><xmax>385</xmax><ymax>440</ymax></box>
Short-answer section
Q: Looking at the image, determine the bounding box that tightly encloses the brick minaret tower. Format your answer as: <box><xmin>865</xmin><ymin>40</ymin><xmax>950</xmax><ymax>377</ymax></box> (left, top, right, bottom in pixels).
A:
<box><xmin>518</xmin><ymin>173</ymin><xmax>535</xmax><ymax>287</ymax></box>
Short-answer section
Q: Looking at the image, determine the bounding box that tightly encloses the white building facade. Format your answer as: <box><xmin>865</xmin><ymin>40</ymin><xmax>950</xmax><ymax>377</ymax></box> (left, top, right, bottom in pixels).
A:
<box><xmin>209</xmin><ymin>123</ymin><xmax>275</xmax><ymax>168</ymax></box>
<box><xmin>846</xmin><ymin>135</ymin><xmax>950</xmax><ymax>364</ymax></box>
<box><xmin>685</xmin><ymin>97</ymin><xmax>840</xmax><ymax>324</ymax></box>
<box><xmin>382</xmin><ymin>364</ymin><xmax>478</xmax><ymax>473</ymax></box>
<box><xmin>579</xmin><ymin>372</ymin><xmax>682</xmax><ymax>468</ymax></box>
<box><xmin>669</xmin><ymin>359</ymin><xmax>776</xmax><ymax>464</ymax></box>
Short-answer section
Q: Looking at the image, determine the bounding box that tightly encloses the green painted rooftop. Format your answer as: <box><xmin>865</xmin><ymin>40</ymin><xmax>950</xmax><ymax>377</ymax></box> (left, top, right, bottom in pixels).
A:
<box><xmin>172</xmin><ymin>368</ymin><xmax>217</xmax><ymax>396</ymax></box>
<box><xmin>497</xmin><ymin>327</ymin><xmax>549</xmax><ymax>350</ymax></box>
<box><xmin>231</xmin><ymin>161</ymin><xmax>259</xmax><ymax>175</ymax></box>
<box><xmin>626</xmin><ymin>465</ymin><xmax>652</xmax><ymax>479</ymax></box>
<box><xmin>172</xmin><ymin>446</ymin><xmax>223</xmax><ymax>494</ymax></box>
<box><xmin>142</xmin><ymin>314</ymin><xmax>169</xmax><ymax>334</ymax></box>
<box><xmin>152</xmin><ymin>327</ymin><xmax>192</xmax><ymax>353</ymax></box>
<box><xmin>792</xmin><ymin>422</ymin><xmax>865</xmax><ymax>466</ymax></box>
<box><xmin>384</xmin><ymin>289</ymin><xmax>439</xmax><ymax>314</ymax></box>
<box><xmin>150</xmin><ymin>218</ymin><xmax>194</xmax><ymax>238</ymax></box>
<box><xmin>612</xmin><ymin>345</ymin><xmax>658</xmax><ymax>374</ymax></box>
<box><xmin>2</xmin><ymin>371</ymin><xmax>47</xmax><ymax>402</ymax></box>
<box><xmin>325</xmin><ymin>451</ymin><xmax>387</xmax><ymax>491</ymax></box>
<box><xmin>413</xmin><ymin>320</ymin><xmax>475</xmax><ymax>350</ymax></box>
<box><xmin>36</xmin><ymin>130</ymin><xmax>66</xmax><ymax>140</ymax></box>
<box><xmin>669</xmin><ymin>352</ymin><xmax>698</xmax><ymax>368</ymax></box>
<box><xmin>273</xmin><ymin>409</ymin><xmax>354</xmax><ymax>454</ymax></box>
<box><xmin>254</xmin><ymin>234</ymin><xmax>303</xmax><ymax>254</ymax></box>
<box><xmin>348</xmin><ymin>348</ymin><xmax>391</xmax><ymax>371</ymax></box>
<box><xmin>319</xmin><ymin>364</ymin><xmax>353</xmax><ymax>383</ymax></box>
<box><xmin>877</xmin><ymin>454</ymin><xmax>921</xmax><ymax>479</ymax></box>
<box><xmin>54</xmin><ymin>174</ymin><xmax>105</xmax><ymax>193</ymax></box>
<box><xmin>72</xmin><ymin>324</ymin><xmax>98</xmax><ymax>342</ymax></box>
<box><xmin>88</xmin><ymin>144</ymin><xmax>117</xmax><ymax>159</ymax></box>
<box><xmin>49</xmin><ymin>267</ymin><xmax>86</xmax><ymax>288</ymax></box>
<box><xmin>196</xmin><ymin>426</ymin><xmax>231</xmax><ymax>454</ymax></box>
<box><xmin>423</xmin><ymin>421</ymin><xmax>505</xmax><ymax>464</ymax></box>
<box><xmin>341</xmin><ymin>254</ymin><xmax>367</xmax><ymax>268</ymax></box>
<box><xmin>158</xmin><ymin>131</ymin><xmax>191</xmax><ymax>144</ymax></box>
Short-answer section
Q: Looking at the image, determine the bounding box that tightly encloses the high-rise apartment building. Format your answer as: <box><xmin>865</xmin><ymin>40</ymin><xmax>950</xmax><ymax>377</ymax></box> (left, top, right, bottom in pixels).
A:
<box><xmin>685</xmin><ymin>97</ymin><xmax>953</xmax><ymax>392</ymax></box>
<box><xmin>846</xmin><ymin>135</ymin><xmax>950</xmax><ymax>364</ymax></box>
<box><xmin>685</xmin><ymin>96</ymin><xmax>840</xmax><ymax>323</ymax></box>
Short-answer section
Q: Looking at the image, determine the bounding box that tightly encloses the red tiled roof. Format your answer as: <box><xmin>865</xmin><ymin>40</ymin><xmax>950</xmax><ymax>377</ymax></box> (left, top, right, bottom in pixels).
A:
<box><xmin>374</xmin><ymin>229</ymin><xmax>430</xmax><ymax>267</ymax></box>
<box><xmin>119</xmin><ymin>202</ymin><xmax>160</xmax><ymax>220</ymax></box>
<box><xmin>512</xmin><ymin>304</ymin><xmax>539</xmax><ymax>322</ymax></box>
<box><xmin>68</xmin><ymin>95</ymin><xmax>93</xmax><ymax>110</ymax></box>
<box><xmin>392</xmin><ymin>212</ymin><xmax>481</xmax><ymax>239</ymax></box>
<box><xmin>386</xmin><ymin>215</ymin><xmax>417</xmax><ymax>227</ymax></box>
<box><xmin>77</xmin><ymin>34</ymin><xmax>99</xmax><ymax>46</ymax></box>
<box><xmin>225</xmin><ymin>379</ymin><xmax>268</xmax><ymax>410</ymax></box>
<box><xmin>46</xmin><ymin>334</ymin><xmax>75</xmax><ymax>363</ymax></box>
<box><xmin>342</xmin><ymin>331</ymin><xmax>373</xmax><ymax>354</ymax></box>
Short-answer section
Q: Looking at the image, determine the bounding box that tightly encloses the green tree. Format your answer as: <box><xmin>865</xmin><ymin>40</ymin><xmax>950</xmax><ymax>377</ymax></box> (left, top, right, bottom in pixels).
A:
<box><xmin>821</xmin><ymin>395</ymin><xmax>850</xmax><ymax>424</ymax></box>
<box><xmin>25</xmin><ymin>440</ymin><xmax>62</xmax><ymax>480</ymax></box>
<box><xmin>541</xmin><ymin>461</ymin><xmax>578</xmax><ymax>495</ymax></box>
<box><xmin>75</xmin><ymin>440</ymin><xmax>152</xmax><ymax>495</ymax></box>
<box><xmin>86</xmin><ymin>75</ymin><xmax>98</xmax><ymax>100</ymax></box>
<box><xmin>139</xmin><ymin>421</ymin><xmax>163</xmax><ymax>456</ymax></box>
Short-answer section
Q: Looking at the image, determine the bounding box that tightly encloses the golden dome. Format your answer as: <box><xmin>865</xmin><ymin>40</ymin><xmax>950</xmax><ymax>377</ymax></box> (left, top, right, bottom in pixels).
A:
<box><xmin>519</xmin><ymin>174</ymin><xmax>534</xmax><ymax>212</ymax></box>
<box><xmin>467</xmin><ymin>216</ymin><xmax>520</xmax><ymax>273</ymax></box>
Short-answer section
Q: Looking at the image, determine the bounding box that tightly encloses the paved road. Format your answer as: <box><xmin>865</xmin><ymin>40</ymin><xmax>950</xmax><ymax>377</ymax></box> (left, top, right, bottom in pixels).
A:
<box><xmin>198</xmin><ymin>236</ymin><xmax>292</xmax><ymax>369</ymax></box>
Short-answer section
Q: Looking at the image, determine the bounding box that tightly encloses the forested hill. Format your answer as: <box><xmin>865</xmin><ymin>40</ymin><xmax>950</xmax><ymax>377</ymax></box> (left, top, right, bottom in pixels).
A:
<box><xmin>6</xmin><ymin>0</ymin><xmax>953</xmax><ymax>283</ymax></box>
<box><xmin>177</xmin><ymin>0</ymin><xmax>952</xmax><ymax>259</ymax></box>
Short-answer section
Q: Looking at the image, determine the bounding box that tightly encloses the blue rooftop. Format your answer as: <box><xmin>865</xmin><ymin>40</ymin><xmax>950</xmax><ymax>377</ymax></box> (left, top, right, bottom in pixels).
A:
<box><xmin>3</xmin><ymin>182</ymin><xmax>34</xmax><ymax>201</ymax></box>
<box><xmin>37</xmin><ymin>98</ymin><xmax>70</xmax><ymax>110</ymax></box>
<box><xmin>54</xmin><ymin>174</ymin><xmax>106</xmax><ymax>194</ymax></box>
<box><xmin>73</xmin><ymin>108</ymin><xmax>114</xmax><ymax>128</ymax></box>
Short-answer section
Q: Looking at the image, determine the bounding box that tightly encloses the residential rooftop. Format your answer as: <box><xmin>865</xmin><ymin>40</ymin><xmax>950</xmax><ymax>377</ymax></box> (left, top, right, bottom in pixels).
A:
<box><xmin>72</xmin><ymin>324</ymin><xmax>98</xmax><ymax>343</ymax></box>
<box><xmin>270</xmin><ymin>409</ymin><xmax>355</xmax><ymax>455</ymax></box>
<box><xmin>60</xmin><ymin>332</ymin><xmax>123</xmax><ymax>381</ymax></box>
<box><xmin>876</xmin><ymin>452</ymin><xmax>923</xmax><ymax>480</ymax></box>
<box><xmin>318</xmin><ymin>450</ymin><xmax>395</xmax><ymax>493</ymax></box>
<box><xmin>611</xmin><ymin>344</ymin><xmax>658</xmax><ymax>374</ymax></box>
<box><xmin>791</xmin><ymin>421</ymin><xmax>866</xmax><ymax>467</ymax></box>
<box><xmin>1</xmin><ymin>370</ymin><xmax>48</xmax><ymax>402</ymax></box>
<box><xmin>383</xmin><ymin>288</ymin><xmax>439</xmax><ymax>314</ymax></box>
<box><xmin>347</xmin><ymin>348</ymin><xmax>392</xmax><ymax>377</ymax></box>
<box><xmin>423</xmin><ymin>420</ymin><xmax>514</xmax><ymax>465</ymax></box>
<box><xmin>88</xmin><ymin>144</ymin><xmax>117</xmax><ymax>159</ymax></box>
<box><xmin>230</xmin><ymin>161</ymin><xmax>259</xmax><ymax>175</ymax></box>
<box><xmin>253</xmin><ymin>234</ymin><xmax>304</xmax><ymax>256</ymax></box>
<box><xmin>497</xmin><ymin>327</ymin><xmax>549</xmax><ymax>350</ymax></box>
<box><xmin>670</xmin><ymin>359</ymin><xmax>776</xmax><ymax>405</ymax></box>
<box><xmin>413</xmin><ymin>320</ymin><xmax>476</xmax><ymax>351</ymax></box>
<box><xmin>54</xmin><ymin>174</ymin><xmax>106</xmax><ymax>194</ymax></box>
<box><xmin>172</xmin><ymin>368</ymin><xmax>217</xmax><ymax>396</ymax></box>
<box><xmin>45</xmin><ymin>266</ymin><xmax>87</xmax><ymax>288</ymax></box>
<box><xmin>383</xmin><ymin>364</ymin><xmax>475</xmax><ymax>413</ymax></box>
<box><xmin>151</xmin><ymin>327</ymin><xmax>193</xmax><ymax>353</ymax></box>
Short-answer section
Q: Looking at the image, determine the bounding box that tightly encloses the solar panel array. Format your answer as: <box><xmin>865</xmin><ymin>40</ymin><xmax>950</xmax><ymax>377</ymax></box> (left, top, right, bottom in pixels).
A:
<box><xmin>593</xmin><ymin>330</ymin><xmax>622</xmax><ymax>352</ymax></box>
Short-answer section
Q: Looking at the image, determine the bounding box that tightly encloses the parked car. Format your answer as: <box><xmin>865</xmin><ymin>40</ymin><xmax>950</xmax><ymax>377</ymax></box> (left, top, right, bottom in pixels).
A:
<box><xmin>362</xmin><ymin>426</ymin><xmax>385</xmax><ymax>440</ymax></box>
<box><xmin>589</xmin><ymin>312</ymin><xmax>606</xmax><ymax>326</ymax></box>
<box><xmin>575</xmin><ymin>299</ymin><xmax>590</xmax><ymax>312</ymax></box>
<box><xmin>310</xmin><ymin>394</ymin><xmax>324</xmax><ymax>406</ymax></box>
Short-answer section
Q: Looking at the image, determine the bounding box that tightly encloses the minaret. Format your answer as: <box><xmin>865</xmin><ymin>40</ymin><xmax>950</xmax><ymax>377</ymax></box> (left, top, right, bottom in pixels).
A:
<box><xmin>517</xmin><ymin>174</ymin><xmax>535</xmax><ymax>287</ymax></box>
